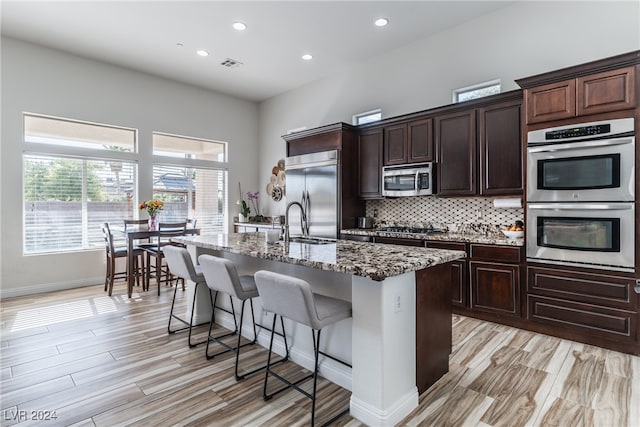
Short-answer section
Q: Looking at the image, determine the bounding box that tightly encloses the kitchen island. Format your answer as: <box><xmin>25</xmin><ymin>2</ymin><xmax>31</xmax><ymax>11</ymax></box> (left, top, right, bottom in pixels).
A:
<box><xmin>173</xmin><ymin>232</ymin><xmax>465</xmax><ymax>426</ymax></box>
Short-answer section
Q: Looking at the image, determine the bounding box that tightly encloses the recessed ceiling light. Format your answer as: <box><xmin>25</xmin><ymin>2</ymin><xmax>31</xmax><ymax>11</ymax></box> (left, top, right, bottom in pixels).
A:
<box><xmin>196</xmin><ymin>50</ymin><xmax>209</xmax><ymax>57</ymax></box>
<box><xmin>176</xmin><ymin>42</ymin><xmax>184</xmax><ymax>47</ymax></box>
<box><xmin>232</xmin><ymin>22</ymin><xmax>247</xmax><ymax>31</ymax></box>
<box><xmin>375</xmin><ymin>17</ymin><xmax>389</xmax><ymax>27</ymax></box>
<box><xmin>302</xmin><ymin>54</ymin><xmax>313</xmax><ymax>61</ymax></box>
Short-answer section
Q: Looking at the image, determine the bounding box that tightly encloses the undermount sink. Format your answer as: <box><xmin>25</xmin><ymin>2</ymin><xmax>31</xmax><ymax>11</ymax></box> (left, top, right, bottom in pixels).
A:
<box><xmin>287</xmin><ymin>236</ymin><xmax>336</xmax><ymax>245</ymax></box>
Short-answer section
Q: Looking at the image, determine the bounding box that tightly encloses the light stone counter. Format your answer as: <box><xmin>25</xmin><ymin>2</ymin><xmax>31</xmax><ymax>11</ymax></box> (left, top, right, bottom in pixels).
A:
<box><xmin>341</xmin><ymin>228</ymin><xmax>525</xmax><ymax>247</ymax></box>
<box><xmin>173</xmin><ymin>232</ymin><xmax>465</xmax><ymax>427</ymax></box>
<box><xmin>173</xmin><ymin>232</ymin><xmax>465</xmax><ymax>281</ymax></box>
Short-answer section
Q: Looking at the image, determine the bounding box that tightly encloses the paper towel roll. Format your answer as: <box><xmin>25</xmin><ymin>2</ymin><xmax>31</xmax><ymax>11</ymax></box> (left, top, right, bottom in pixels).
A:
<box><xmin>493</xmin><ymin>197</ymin><xmax>522</xmax><ymax>209</ymax></box>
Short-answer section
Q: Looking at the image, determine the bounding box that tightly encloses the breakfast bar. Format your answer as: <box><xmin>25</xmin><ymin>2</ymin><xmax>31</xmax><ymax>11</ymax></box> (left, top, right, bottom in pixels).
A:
<box><xmin>173</xmin><ymin>232</ymin><xmax>465</xmax><ymax>426</ymax></box>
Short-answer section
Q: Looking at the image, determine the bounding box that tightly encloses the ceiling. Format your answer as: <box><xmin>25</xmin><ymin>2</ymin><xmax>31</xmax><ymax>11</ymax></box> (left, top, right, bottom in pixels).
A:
<box><xmin>1</xmin><ymin>1</ymin><xmax>515</xmax><ymax>102</ymax></box>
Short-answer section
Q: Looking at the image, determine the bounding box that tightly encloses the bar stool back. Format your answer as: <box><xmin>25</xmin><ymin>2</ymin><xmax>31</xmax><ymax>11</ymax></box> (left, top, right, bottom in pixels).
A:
<box><xmin>198</xmin><ymin>254</ymin><xmax>289</xmax><ymax>380</ymax></box>
<box><xmin>162</xmin><ymin>246</ymin><xmax>212</xmax><ymax>347</ymax></box>
<box><xmin>254</xmin><ymin>270</ymin><xmax>352</xmax><ymax>426</ymax></box>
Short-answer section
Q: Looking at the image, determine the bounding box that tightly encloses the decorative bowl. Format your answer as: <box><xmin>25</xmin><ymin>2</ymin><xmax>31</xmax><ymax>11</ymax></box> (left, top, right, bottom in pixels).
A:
<box><xmin>502</xmin><ymin>229</ymin><xmax>524</xmax><ymax>239</ymax></box>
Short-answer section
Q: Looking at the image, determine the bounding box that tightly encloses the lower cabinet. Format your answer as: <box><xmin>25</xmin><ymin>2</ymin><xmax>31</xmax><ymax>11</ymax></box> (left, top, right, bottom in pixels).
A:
<box><xmin>426</xmin><ymin>241</ymin><xmax>468</xmax><ymax>309</ymax></box>
<box><xmin>527</xmin><ymin>264</ymin><xmax>638</xmax><ymax>353</ymax></box>
<box><xmin>470</xmin><ymin>261</ymin><xmax>520</xmax><ymax>317</ymax></box>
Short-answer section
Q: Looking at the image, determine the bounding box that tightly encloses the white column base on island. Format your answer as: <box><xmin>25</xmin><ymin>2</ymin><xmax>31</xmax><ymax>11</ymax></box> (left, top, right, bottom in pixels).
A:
<box><xmin>350</xmin><ymin>272</ymin><xmax>419</xmax><ymax>426</ymax></box>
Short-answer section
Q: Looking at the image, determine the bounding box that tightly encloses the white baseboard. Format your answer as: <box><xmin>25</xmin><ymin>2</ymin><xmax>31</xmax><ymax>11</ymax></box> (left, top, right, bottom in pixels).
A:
<box><xmin>350</xmin><ymin>387</ymin><xmax>419</xmax><ymax>427</ymax></box>
<box><xmin>0</xmin><ymin>277</ymin><xmax>103</xmax><ymax>299</ymax></box>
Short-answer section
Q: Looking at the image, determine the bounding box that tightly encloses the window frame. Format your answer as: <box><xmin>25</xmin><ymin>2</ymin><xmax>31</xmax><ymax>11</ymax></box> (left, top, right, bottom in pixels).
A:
<box><xmin>453</xmin><ymin>79</ymin><xmax>501</xmax><ymax>103</ymax></box>
<box><xmin>353</xmin><ymin>109</ymin><xmax>382</xmax><ymax>125</ymax></box>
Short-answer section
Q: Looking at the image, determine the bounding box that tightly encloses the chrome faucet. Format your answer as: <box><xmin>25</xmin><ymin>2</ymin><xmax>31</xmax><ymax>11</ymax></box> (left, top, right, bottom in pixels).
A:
<box><xmin>284</xmin><ymin>201</ymin><xmax>308</xmax><ymax>243</ymax></box>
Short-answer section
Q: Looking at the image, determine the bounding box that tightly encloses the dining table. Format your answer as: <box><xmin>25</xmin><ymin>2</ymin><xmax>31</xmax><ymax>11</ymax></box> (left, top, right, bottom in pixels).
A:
<box><xmin>116</xmin><ymin>226</ymin><xmax>200</xmax><ymax>298</ymax></box>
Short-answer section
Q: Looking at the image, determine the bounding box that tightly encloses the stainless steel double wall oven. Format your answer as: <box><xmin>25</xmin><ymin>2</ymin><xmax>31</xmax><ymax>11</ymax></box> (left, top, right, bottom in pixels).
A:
<box><xmin>526</xmin><ymin>118</ymin><xmax>635</xmax><ymax>272</ymax></box>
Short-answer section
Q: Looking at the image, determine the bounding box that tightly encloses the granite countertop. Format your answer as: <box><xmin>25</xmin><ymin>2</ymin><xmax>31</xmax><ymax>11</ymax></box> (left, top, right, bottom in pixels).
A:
<box><xmin>173</xmin><ymin>232</ymin><xmax>466</xmax><ymax>282</ymax></box>
<box><xmin>341</xmin><ymin>228</ymin><xmax>525</xmax><ymax>247</ymax></box>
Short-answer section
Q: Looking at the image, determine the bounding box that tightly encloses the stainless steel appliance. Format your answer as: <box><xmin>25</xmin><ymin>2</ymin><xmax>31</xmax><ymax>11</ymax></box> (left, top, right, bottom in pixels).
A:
<box><xmin>382</xmin><ymin>163</ymin><xmax>434</xmax><ymax>197</ymax></box>
<box><xmin>526</xmin><ymin>202</ymin><xmax>634</xmax><ymax>272</ymax></box>
<box><xmin>526</xmin><ymin>117</ymin><xmax>636</xmax><ymax>272</ymax></box>
<box><xmin>285</xmin><ymin>150</ymin><xmax>339</xmax><ymax>239</ymax></box>
<box><xmin>357</xmin><ymin>216</ymin><xmax>374</xmax><ymax>229</ymax></box>
<box><xmin>527</xmin><ymin>118</ymin><xmax>634</xmax><ymax>202</ymax></box>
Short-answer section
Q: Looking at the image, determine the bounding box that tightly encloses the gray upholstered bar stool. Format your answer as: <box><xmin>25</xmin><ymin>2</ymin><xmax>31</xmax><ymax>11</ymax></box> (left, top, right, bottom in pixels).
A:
<box><xmin>163</xmin><ymin>246</ymin><xmax>213</xmax><ymax>347</ymax></box>
<box><xmin>198</xmin><ymin>254</ymin><xmax>289</xmax><ymax>380</ymax></box>
<box><xmin>254</xmin><ymin>270</ymin><xmax>352</xmax><ymax>427</ymax></box>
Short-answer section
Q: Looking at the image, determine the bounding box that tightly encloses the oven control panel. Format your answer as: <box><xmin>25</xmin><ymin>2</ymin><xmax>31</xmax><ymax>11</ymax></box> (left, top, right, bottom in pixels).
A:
<box><xmin>545</xmin><ymin>124</ymin><xmax>610</xmax><ymax>140</ymax></box>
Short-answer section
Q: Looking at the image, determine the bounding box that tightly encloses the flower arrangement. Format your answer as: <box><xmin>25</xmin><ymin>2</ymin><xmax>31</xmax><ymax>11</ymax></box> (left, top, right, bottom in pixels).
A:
<box><xmin>139</xmin><ymin>199</ymin><xmax>164</xmax><ymax>217</ymax></box>
<box><xmin>247</xmin><ymin>191</ymin><xmax>261</xmax><ymax>218</ymax></box>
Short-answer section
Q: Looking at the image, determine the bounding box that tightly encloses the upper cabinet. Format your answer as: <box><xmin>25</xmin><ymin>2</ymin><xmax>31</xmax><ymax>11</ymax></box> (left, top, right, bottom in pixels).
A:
<box><xmin>358</xmin><ymin>127</ymin><xmax>384</xmax><ymax>199</ymax></box>
<box><xmin>436</xmin><ymin>91</ymin><xmax>523</xmax><ymax>197</ymax></box>
<box><xmin>436</xmin><ymin>110</ymin><xmax>477</xmax><ymax>196</ymax></box>
<box><xmin>284</xmin><ymin>122</ymin><xmax>358</xmax><ymax>157</ymax></box>
<box><xmin>517</xmin><ymin>51</ymin><xmax>639</xmax><ymax>125</ymax></box>
<box><xmin>383</xmin><ymin>118</ymin><xmax>434</xmax><ymax>166</ymax></box>
<box><xmin>478</xmin><ymin>100</ymin><xmax>523</xmax><ymax>195</ymax></box>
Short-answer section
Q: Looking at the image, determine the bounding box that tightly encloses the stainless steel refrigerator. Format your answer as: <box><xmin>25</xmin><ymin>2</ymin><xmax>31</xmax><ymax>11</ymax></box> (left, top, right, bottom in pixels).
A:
<box><xmin>285</xmin><ymin>150</ymin><xmax>339</xmax><ymax>239</ymax></box>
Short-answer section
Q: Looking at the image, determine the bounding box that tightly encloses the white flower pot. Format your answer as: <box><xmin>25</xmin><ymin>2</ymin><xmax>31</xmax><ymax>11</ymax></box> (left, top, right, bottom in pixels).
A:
<box><xmin>238</xmin><ymin>213</ymin><xmax>248</xmax><ymax>223</ymax></box>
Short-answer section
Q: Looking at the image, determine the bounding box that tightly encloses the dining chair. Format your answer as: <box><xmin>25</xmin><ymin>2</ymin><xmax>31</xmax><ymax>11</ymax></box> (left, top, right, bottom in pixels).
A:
<box><xmin>101</xmin><ymin>222</ymin><xmax>146</xmax><ymax>296</ymax></box>
<box><xmin>144</xmin><ymin>221</ymin><xmax>188</xmax><ymax>295</ymax></box>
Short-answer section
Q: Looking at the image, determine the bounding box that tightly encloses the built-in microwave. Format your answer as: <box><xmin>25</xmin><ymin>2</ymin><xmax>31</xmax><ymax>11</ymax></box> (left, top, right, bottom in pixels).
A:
<box><xmin>382</xmin><ymin>163</ymin><xmax>434</xmax><ymax>197</ymax></box>
<box><xmin>527</xmin><ymin>118</ymin><xmax>635</xmax><ymax>202</ymax></box>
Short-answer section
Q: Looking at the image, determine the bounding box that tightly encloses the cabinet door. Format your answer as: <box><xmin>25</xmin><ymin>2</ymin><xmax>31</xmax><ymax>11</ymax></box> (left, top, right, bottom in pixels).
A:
<box><xmin>358</xmin><ymin>128</ymin><xmax>383</xmax><ymax>199</ymax></box>
<box><xmin>435</xmin><ymin>110</ymin><xmax>477</xmax><ymax>196</ymax></box>
<box><xmin>383</xmin><ymin>123</ymin><xmax>407</xmax><ymax>165</ymax></box>
<box><xmin>525</xmin><ymin>79</ymin><xmax>576</xmax><ymax>124</ymax></box>
<box><xmin>577</xmin><ymin>66</ymin><xmax>636</xmax><ymax>116</ymax></box>
<box><xmin>426</xmin><ymin>241</ymin><xmax>468</xmax><ymax>308</ymax></box>
<box><xmin>478</xmin><ymin>100</ymin><xmax>523</xmax><ymax>196</ymax></box>
<box><xmin>408</xmin><ymin>118</ymin><xmax>434</xmax><ymax>163</ymax></box>
<box><xmin>470</xmin><ymin>261</ymin><xmax>520</xmax><ymax>317</ymax></box>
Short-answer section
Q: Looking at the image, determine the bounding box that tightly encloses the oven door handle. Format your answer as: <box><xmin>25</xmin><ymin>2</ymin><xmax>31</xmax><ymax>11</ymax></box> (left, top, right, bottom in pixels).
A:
<box><xmin>528</xmin><ymin>203</ymin><xmax>634</xmax><ymax>210</ymax></box>
<box><xmin>527</xmin><ymin>137</ymin><xmax>633</xmax><ymax>153</ymax></box>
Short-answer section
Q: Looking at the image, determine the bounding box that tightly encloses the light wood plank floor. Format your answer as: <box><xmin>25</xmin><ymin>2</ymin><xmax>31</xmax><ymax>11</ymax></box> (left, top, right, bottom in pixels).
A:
<box><xmin>1</xmin><ymin>284</ymin><xmax>638</xmax><ymax>426</ymax></box>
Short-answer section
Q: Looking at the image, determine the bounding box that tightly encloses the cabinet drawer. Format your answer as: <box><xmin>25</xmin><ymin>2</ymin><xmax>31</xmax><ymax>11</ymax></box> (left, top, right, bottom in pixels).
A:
<box><xmin>374</xmin><ymin>236</ymin><xmax>424</xmax><ymax>247</ymax></box>
<box><xmin>470</xmin><ymin>244</ymin><xmax>522</xmax><ymax>263</ymax></box>
<box><xmin>528</xmin><ymin>294</ymin><xmax>636</xmax><ymax>340</ymax></box>
<box><xmin>527</xmin><ymin>266</ymin><xmax>636</xmax><ymax>310</ymax></box>
<box><xmin>426</xmin><ymin>241</ymin><xmax>467</xmax><ymax>254</ymax></box>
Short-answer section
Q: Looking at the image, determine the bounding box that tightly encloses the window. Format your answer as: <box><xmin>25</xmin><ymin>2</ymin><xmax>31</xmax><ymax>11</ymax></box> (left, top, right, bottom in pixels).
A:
<box><xmin>152</xmin><ymin>133</ymin><xmax>227</xmax><ymax>234</ymax></box>
<box><xmin>23</xmin><ymin>114</ymin><xmax>138</xmax><ymax>254</ymax></box>
<box><xmin>353</xmin><ymin>109</ymin><xmax>382</xmax><ymax>125</ymax></box>
<box><xmin>453</xmin><ymin>80</ymin><xmax>501</xmax><ymax>103</ymax></box>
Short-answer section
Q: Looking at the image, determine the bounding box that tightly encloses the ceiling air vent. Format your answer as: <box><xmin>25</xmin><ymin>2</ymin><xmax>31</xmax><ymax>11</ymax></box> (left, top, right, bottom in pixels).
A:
<box><xmin>220</xmin><ymin>58</ymin><xmax>243</xmax><ymax>68</ymax></box>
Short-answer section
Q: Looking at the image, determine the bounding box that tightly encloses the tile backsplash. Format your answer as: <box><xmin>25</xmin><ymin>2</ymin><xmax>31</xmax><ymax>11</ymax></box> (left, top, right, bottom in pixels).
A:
<box><xmin>366</xmin><ymin>196</ymin><xmax>524</xmax><ymax>229</ymax></box>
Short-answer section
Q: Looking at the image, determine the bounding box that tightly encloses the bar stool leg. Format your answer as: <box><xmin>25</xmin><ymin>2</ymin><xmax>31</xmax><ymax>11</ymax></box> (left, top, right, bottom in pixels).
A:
<box><xmin>167</xmin><ymin>280</ymin><xmax>212</xmax><ymax>347</ymax></box>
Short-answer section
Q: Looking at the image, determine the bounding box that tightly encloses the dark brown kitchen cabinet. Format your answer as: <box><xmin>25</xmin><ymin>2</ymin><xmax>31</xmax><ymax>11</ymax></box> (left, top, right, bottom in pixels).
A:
<box><xmin>527</xmin><ymin>264</ymin><xmax>638</xmax><ymax>354</ymax></box>
<box><xmin>520</xmin><ymin>63</ymin><xmax>637</xmax><ymax>124</ymax></box>
<box><xmin>426</xmin><ymin>241</ymin><xmax>468</xmax><ymax>309</ymax></box>
<box><xmin>383</xmin><ymin>123</ymin><xmax>407</xmax><ymax>165</ymax></box>
<box><xmin>478</xmin><ymin>100</ymin><xmax>523</xmax><ymax>195</ymax></box>
<box><xmin>470</xmin><ymin>261</ymin><xmax>520</xmax><ymax>317</ymax></box>
<box><xmin>435</xmin><ymin>110</ymin><xmax>477</xmax><ymax>196</ymax></box>
<box><xmin>469</xmin><ymin>244</ymin><xmax>523</xmax><ymax>318</ymax></box>
<box><xmin>408</xmin><ymin>118</ymin><xmax>434</xmax><ymax>163</ymax></box>
<box><xmin>383</xmin><ymin>118</ymin><xmax>433</xmax><ymax>166</ymax></box>
<box><xmin>577</xmin><ymin>66</ymin><xmax>636</xmax><ymax>116</ymax></box>
<box><xmin>358</xmin><ymin>128</ymin><xmax>383</xmax><ymax>199</ymax></box>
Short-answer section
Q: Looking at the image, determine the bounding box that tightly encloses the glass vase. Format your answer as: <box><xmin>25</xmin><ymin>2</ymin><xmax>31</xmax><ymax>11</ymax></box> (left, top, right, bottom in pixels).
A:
<box><xmin>148</xmin><ymin>215</ymin><xmax>158</xmax><ymax>231</ymax></box>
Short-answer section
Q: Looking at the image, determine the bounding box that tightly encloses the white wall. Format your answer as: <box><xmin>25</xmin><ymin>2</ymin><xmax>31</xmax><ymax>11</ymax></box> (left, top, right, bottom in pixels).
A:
<box><xmin>1</xmin><ymin>37</ymin><xmax>259</xmax><ymax>297</ymax></box>
<box><xmin>257</xmin><ymin>1</ymin><xmax>640</xmax><ymax>216</ymax></box>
